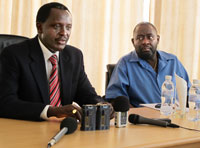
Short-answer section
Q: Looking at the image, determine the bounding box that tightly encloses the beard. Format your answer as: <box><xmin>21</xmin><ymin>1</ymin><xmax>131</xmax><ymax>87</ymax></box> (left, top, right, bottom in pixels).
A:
<box><xmin>136</xmin><ymin>45</ymin><xmax>157</xmax><ymax>60</ymax></box>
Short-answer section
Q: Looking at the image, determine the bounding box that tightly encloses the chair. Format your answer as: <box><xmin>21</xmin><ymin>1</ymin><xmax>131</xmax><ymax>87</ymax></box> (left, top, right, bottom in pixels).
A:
<box><xmin>0</xmin><ymin>34</ymin><xmax>29</xmax><ymax>54</ymax></box>
<box><xmin>105</xmin><ymin>64</ymin><xmax>116</xmax><ymax>89</ymax></box>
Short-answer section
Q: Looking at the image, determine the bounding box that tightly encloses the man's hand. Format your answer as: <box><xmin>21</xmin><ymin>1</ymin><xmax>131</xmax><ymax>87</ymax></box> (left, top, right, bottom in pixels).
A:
<box><xmin>47</xmin><ymin>104</ymin><xmax>82</xmax><ymax>121</ymax></box>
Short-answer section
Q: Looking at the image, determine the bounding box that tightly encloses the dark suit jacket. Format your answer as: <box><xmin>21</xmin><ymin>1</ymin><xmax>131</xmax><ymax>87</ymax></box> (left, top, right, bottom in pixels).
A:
<box><xmin>0</xmin><ymin>36</ymin><xmax>103</xmax><ymax>121</ymax></box>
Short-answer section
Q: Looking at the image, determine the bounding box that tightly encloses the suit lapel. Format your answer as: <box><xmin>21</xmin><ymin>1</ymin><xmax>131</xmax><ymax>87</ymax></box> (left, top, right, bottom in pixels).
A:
<box><xmin>59</xmin><ymin>48</ymin><xmax>73</xmax><ymax>105</ymax></box>
<box><xmin>29</xmin><ymin>37</ymin><xmax>50</xmax><ymax>104</ymax></box>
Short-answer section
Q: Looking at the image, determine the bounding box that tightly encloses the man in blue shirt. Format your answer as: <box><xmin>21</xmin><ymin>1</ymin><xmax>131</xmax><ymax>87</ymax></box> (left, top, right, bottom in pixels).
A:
<box><xmin>105</xmin><ymin>22</ymin><xmax>191</xmax><ymax>107</ymax></box>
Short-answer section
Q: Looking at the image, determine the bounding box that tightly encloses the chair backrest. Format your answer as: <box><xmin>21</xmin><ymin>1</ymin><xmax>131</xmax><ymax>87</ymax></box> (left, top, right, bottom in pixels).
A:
<box><xmin>105</xmin><ymin>64</ymin><xmax>116</xmax><ymax>90</ymax></box>
<box><xmin>0</xmin><ymin>34</ymin><xmax>29</xmax><ymax>55</ymax></box>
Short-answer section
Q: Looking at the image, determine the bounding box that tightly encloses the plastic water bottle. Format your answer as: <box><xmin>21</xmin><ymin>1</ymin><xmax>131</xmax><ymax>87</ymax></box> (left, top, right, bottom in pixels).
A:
<box><xmin>160</xmin><ymin>75</ymin><xmax>174</xmax><ymax>116</ymax></box>
<box><xmin>188</xmin><ymin>79</ymin><xmax>200</xmax><ymax>121</ymax></box>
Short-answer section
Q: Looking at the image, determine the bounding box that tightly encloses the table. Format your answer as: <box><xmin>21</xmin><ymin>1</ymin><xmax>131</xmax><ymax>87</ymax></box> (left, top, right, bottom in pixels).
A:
<box><xmin>1</xmin><ymin>107</ymin><xmax>200</xmax><ymax>148</ymax></box>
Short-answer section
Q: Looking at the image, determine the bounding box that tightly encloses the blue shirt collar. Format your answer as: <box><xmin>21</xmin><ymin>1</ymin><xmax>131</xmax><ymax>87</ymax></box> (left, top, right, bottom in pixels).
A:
<box><xmin>128</xmin><ymin>50</ymin><xmax>174</xmax><ymax>62</ymax></box>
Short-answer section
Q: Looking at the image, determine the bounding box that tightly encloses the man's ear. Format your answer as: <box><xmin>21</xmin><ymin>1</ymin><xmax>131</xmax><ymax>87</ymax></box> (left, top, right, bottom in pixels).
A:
<box><xmin>131</xmin><ymin>38</ymin><xmax>134</xmax><ymax>45</ymax></box>
<box><xmin>36</xmin><ymin>22</ymin><xmax>42</xmax><ymax>34</ymax></box>
<box><xmin>157</xmin><ymin>35</ymin><xmax>160</xmax><ymax>43</ymax></box>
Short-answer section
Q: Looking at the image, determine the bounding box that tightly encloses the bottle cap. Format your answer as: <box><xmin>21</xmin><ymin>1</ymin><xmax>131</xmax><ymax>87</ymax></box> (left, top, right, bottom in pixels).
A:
<box><xmin>165</xmin><ymin>75</ymin><xmax>172</xmax><ymax>80</ymax></box>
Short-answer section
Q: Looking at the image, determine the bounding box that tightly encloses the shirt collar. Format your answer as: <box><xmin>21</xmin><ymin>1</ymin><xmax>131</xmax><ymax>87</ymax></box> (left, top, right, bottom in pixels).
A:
<box><xmin>128</xmin><ymin>50</ymin><xmax>173</xmax><ymax>62</ymax></box>
<box><xmin>38</xmin><ymin>37</ymin><xmax>59</xmax><ymax>61</ymax></box>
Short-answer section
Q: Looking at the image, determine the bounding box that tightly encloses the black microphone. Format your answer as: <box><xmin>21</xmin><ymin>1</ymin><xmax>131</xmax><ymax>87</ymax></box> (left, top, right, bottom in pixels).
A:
<box><xmin>47</xmin><ymin>117</ymin><xmax>78</xmax><ymax>147</ymax></box>
<box><xmin>112</xmin><ymin>96</ymin><xmax>130</xmax><ymax>127</ymax></box>
<box><xmin>128</xmin><ymin>114</ymin><xmax>179</xmax><ymax>128</ymax></box>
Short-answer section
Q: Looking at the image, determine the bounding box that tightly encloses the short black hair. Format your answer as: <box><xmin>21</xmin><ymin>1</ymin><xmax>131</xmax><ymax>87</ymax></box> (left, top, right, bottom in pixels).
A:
<box><xmin>133</xmin><ymin>22</ymin><xmax>158</xmax><ymax>35</ymax></box>
<box><xmin>36</xmin><ymin>2</ymin><xmax>70</xmax><ymax>23</ymax></box>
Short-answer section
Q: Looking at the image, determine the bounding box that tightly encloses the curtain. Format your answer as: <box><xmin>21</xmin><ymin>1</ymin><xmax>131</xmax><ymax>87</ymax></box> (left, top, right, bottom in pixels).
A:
<box><xmin>1</xmin><ymin>0</ymin><xmax>199</xmax><ymax>95</ymax></box>
<box><xmin>149</xmin><ymin>0</ymin><xmax>200</xmax><ymax>82</ymax></box>
<box><xmin>70</xmin><ymin>0</ymin><xmax>144</xmax><ymax>95</ymax></box>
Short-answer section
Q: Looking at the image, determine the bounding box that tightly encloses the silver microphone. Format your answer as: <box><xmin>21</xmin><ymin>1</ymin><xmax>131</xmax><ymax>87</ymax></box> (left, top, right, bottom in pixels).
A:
<box><xmin>47</xmin><ymin>117</ymin><xmax>78</xmax><ymax>147</ymax></box>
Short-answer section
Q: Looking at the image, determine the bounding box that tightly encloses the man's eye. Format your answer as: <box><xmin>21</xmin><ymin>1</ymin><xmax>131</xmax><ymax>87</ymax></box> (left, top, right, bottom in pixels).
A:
<box><xmin>148</xmin><ymin>36</ymin><xmax>154</xmax><ymax>40</ymax></box>
<box><xmin>65</xmin><ymin>26</ymin><xmax>72</xmax><ymax>30</ymax></box>
<box><xmin>54</xmin><ymin>24</ymin><xmax>61</xmax><ymax>29</ymax></box>
<box><xmin>137</xmin><ymin>36</ymin><xmax>144</xmax><ymax>41</ymax></box>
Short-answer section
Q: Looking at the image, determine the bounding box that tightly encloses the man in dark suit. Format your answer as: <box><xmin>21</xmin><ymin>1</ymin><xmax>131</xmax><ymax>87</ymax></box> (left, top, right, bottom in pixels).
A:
<box><xmin>0</xmin><ymin>2</ymin><xmax>112</xmax><ymax>121</ymax></box>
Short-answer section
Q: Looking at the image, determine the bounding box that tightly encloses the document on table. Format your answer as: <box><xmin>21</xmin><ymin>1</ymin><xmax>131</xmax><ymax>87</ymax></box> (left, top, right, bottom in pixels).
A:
<box><xmin>140</xmin><ymin>103</ymin><xmax>161</xmax><ymax>111</ymax></box>
<box><xmin>140</xmin><ymin>103</ymin><xmax>189</xmax><ymax>112</ymax></box>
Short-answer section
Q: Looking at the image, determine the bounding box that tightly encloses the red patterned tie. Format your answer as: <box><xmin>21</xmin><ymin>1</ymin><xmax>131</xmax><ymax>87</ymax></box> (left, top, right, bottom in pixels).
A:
<box><xmin>49</xmin><ymin>55</ymin><xmax>61</xmax><ymax>106</ymax></box>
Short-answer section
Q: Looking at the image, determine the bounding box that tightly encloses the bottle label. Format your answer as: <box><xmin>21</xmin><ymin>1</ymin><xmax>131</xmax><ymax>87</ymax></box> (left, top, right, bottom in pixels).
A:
<box><xmin>162</xmin><ymin>90</ymin><xmax>174</xmax><ymax>99</ymax></box>
<box><xmin>161</xmin><ymin>82</ymin><xmax>174</xmax><ymax>116</ymax></box>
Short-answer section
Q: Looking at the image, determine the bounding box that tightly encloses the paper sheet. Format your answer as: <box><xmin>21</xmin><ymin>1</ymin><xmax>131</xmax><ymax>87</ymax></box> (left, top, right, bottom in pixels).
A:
<box><xmin>175</xmin><ymin>74</ymin><xmax>187</xmax><ymax>115</ymax></box>
<box><xmin>140</xmin><ymin>103</ymin><xmax>160</xmax><ymax>111</ymax></box>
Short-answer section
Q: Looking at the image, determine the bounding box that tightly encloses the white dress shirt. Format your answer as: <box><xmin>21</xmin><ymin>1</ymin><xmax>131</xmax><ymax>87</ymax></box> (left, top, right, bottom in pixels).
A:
<box><xmin>38</xmin><ymin>37</ymin><xmax>59</xmax><ymax>120</ymax></box>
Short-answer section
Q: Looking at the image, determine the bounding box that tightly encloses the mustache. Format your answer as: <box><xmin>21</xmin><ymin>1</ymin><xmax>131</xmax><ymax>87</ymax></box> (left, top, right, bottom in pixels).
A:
<box><xmin>141</xmin><ymin>44</ymin><xmax>152</xmax><ymax>48</ymax></box>
<box><xmin>56</xmin><ymin>37</ymin><xmax>68</xmax><ymax>41</ymax></box>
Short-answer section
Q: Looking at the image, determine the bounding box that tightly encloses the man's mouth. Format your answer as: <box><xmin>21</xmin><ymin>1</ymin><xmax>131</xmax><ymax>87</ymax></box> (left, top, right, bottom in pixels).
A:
<box><xmin>58</xmin><ymin>40</ymin><xmax>66</xmax><ymax>45</ymax></box>
<box><xmin>142</xmin><ymin>46</ymin><xmax>151</xmax><ymax>52</ymax></box>
<box><xmin>56</xmin><ymin>38</ymin><xmax>68</xmax><ymax>45</ymax></box>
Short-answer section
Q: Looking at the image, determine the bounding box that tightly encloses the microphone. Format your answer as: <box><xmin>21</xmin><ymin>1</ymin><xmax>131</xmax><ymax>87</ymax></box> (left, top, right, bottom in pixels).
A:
<box><xmin>47</xmin><ymin>117</ymin><xmax>78</xmax><ymax>147</ymax></box>
<box><xmin>128</xmin><ymin>114</ymin><xmax>179</xmax><ymax>128</ymax></box>
<box><xmin>112</xmin><ymin>96</ymin><xmax>130</xmax><ymax>128</ymax></box>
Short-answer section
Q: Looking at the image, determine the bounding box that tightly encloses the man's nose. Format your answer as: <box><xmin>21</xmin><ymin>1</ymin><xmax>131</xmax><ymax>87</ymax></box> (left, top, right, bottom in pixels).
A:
<box><xmin>59</xmin><ymin>27</ymin><xmax>70</xmax><ymax>36</ymax></box>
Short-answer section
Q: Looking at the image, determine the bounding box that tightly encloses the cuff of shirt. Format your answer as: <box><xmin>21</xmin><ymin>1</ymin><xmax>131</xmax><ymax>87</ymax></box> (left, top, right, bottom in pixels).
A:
<box><xmin>40</xmin><ymin>105</ymin><xmax>50</xmax><ymax>120</ymax></box>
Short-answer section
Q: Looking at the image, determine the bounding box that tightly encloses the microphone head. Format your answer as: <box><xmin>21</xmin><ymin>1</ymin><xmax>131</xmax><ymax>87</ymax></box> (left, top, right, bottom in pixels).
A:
<box><xmin>60</xmin><ymin>117</ymin><xmax>78</xmax><ymax>134</ymax></box>
<box><xmin>112</xmin><ymin>96</ymin><xmax>130</xmax><ymax>112</ymax></box>
<box><xmin>128</xmin><ymin>114</ymin><xmax>139</xmax><ymax>124</ymax></box>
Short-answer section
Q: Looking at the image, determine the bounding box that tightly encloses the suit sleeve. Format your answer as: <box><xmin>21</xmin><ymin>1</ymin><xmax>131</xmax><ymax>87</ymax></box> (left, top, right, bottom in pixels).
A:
<box><xmin>0</xmin><ymin>47</ymin><xmax>45</xmax><ymax>121</ymax></box>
